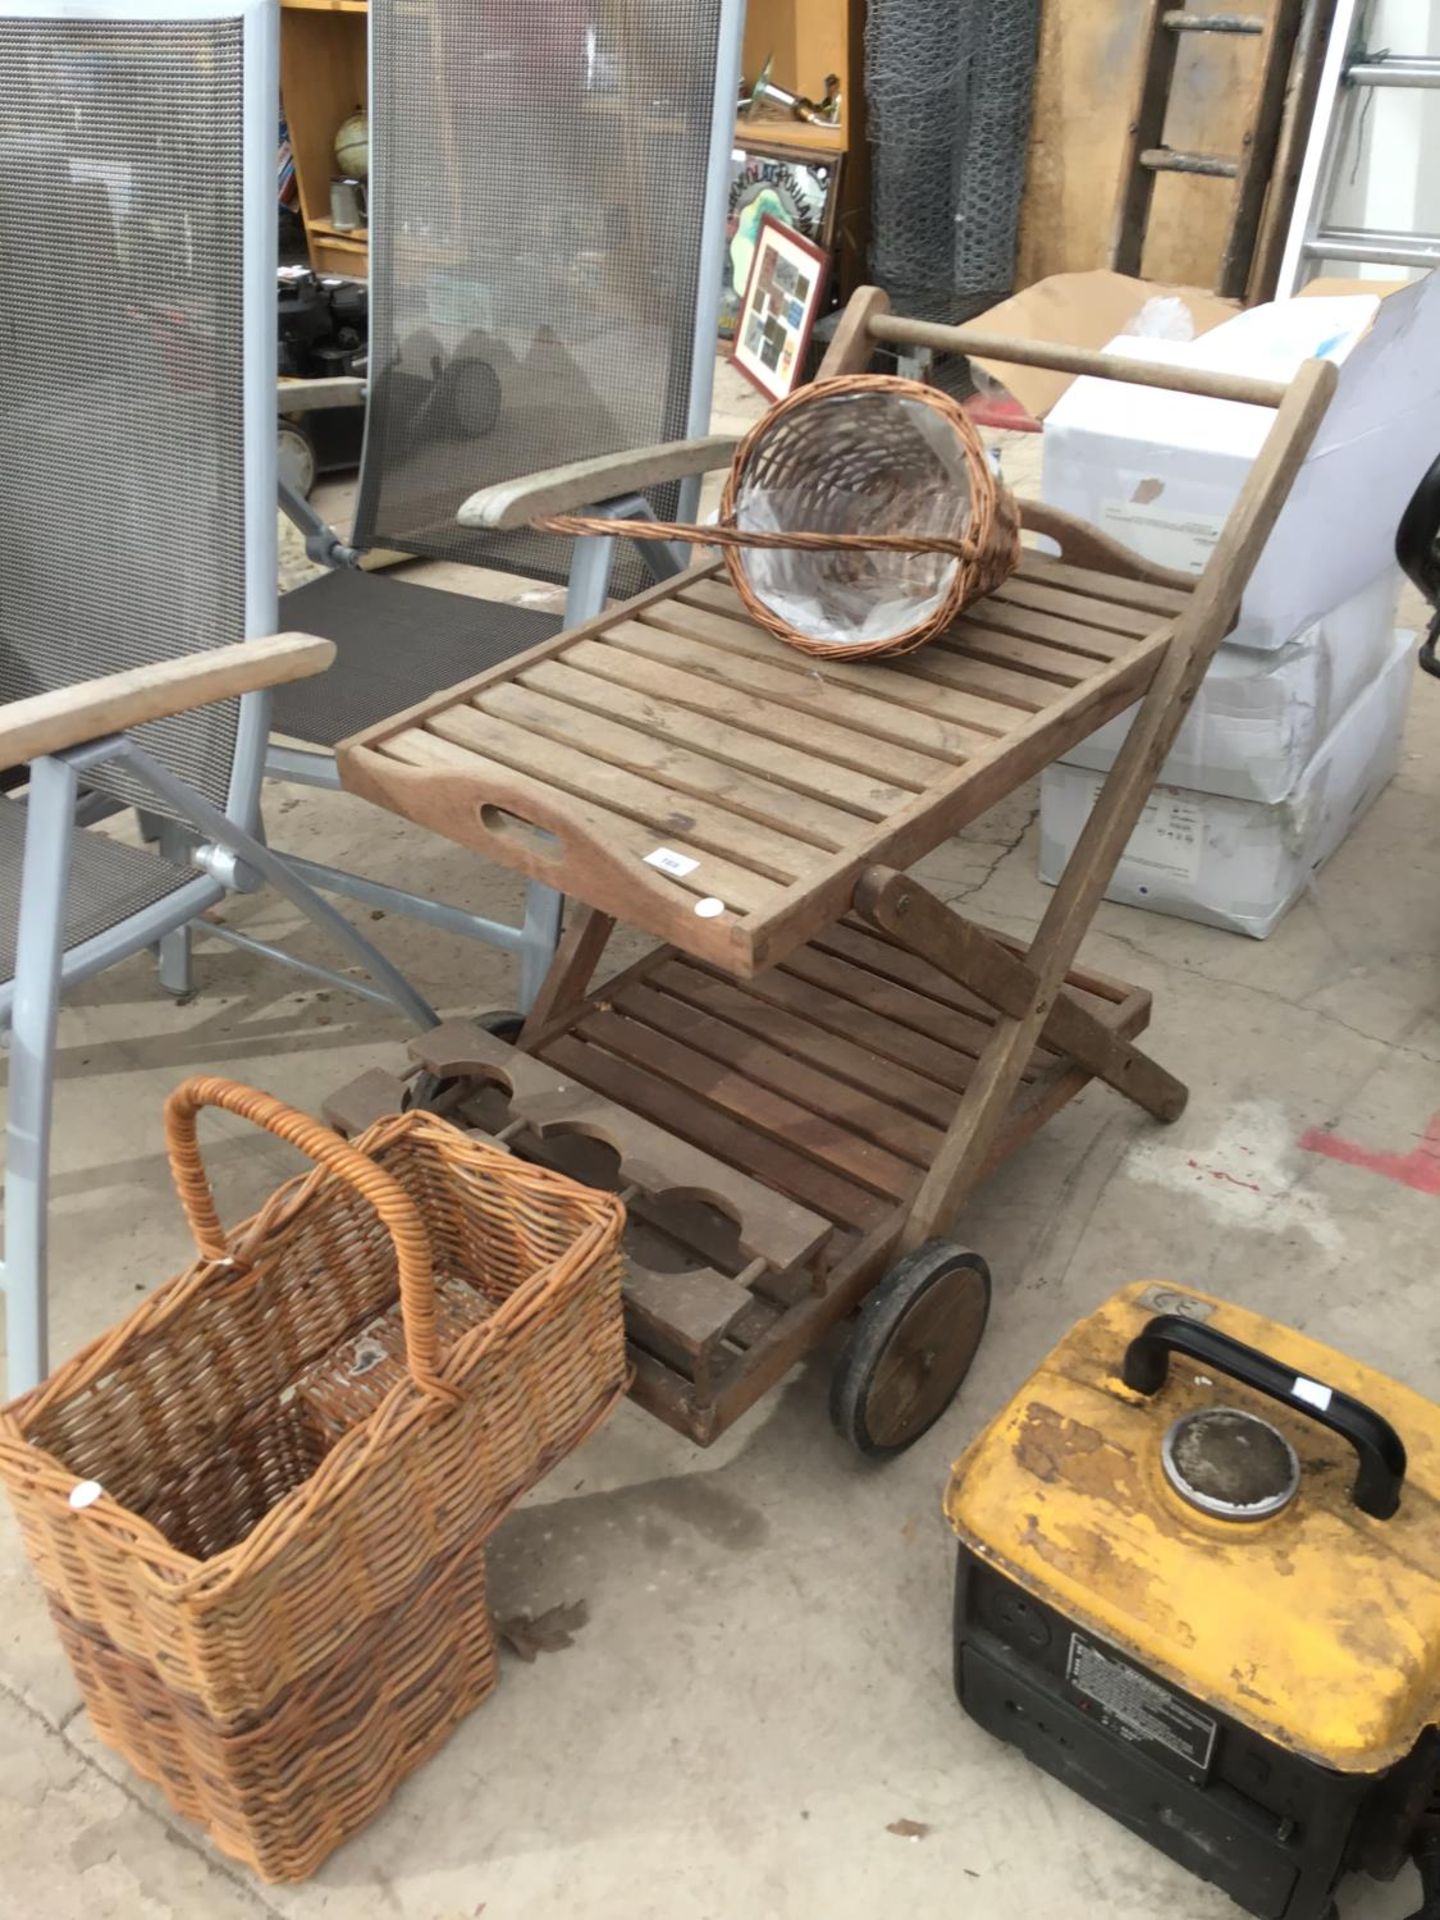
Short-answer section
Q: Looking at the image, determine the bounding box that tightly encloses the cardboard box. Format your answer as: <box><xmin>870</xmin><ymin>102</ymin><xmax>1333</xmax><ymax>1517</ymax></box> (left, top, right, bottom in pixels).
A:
<box><xmin>1061</xmin><ymin>569</ymin><xmax>1401</xmax><ymax>803</ymax></box>
<box><xmin>966</xmin><ymin>270</ymin><xmax>1237</xmax><ymax>420</ymax></box>
<box><xmin>1038</xmin><ymin>628</ymin><xmax>1415</xmax><ymax>939</ymax></box>
<box><xmin>1039</xmin><ymin>272</ymin><xmax>1440</xmax><ymax>650</ymax></box>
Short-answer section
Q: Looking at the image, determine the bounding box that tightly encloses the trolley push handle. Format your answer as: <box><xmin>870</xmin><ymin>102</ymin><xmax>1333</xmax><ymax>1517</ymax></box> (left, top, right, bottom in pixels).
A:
<box><xmin>163</xmin><ymin>1076</ymin><xmax>459</xmax><ymax>1405</ymax></box>
<box><xmin>865</xmin><ymin>311</ymin><xmax>1293</xmax><ymax>411</ymax></box>
<box><xmin>1122</xmin><ymin>1315</ymin><xmax>1407</xmax><ymax>1520</ymax></box>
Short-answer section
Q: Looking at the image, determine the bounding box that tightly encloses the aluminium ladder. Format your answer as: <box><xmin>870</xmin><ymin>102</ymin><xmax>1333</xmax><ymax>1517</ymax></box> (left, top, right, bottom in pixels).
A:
<box><xmin>1278</xmin><ymin>0</ymin><xmax>1440</xmax><ymax>292</ymax></box>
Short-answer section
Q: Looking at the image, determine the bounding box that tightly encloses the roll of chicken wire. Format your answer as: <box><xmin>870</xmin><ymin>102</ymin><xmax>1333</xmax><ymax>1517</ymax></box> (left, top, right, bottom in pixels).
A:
<box><xmin>866</xmin><ymin>0</ymin><xmax>1040</xmax><ymax>322</ymax></box>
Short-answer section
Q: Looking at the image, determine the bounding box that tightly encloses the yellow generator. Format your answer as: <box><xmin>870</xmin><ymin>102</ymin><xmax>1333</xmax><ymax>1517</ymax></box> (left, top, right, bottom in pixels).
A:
<box><xmin>945</xmin><ymin>1284</ymin><xmax>1440</xmax><ymax>1920</ymax></box>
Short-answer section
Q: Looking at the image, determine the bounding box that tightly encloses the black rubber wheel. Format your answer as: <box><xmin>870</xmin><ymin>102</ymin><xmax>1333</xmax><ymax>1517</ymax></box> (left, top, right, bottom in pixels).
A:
<box><xmin>403</xmin><ymin>1009</ymin><xmax>525</xmax><ymax>1114</ymax></box>
<box><xmin>830</xmin><ymin>1241</ymin><xmax>991</xmax><ymax>1457</ymax></box>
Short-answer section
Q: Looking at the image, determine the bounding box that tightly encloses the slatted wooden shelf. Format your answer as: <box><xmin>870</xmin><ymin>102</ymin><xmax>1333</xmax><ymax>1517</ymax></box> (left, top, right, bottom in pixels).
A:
<box><xmin>329</xmin><ymin>926</ymin><xmax>1152</xmax><ymax>1442</ymax></box>
<box><xmin>534</xmin><ymin>923</ymin><xmax>1150</xmax><ymax>1238</ymax></box>
<box><xmin>340</xmin><ymin>549</ymin><xmax>1190</xmax><ymax>979</ymax></box>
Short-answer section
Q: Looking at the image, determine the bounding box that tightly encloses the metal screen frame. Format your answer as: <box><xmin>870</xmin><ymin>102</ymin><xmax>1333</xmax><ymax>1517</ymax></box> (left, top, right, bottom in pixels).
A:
<box><xmin>0</xmin><ymin>0</ymin><xmax>444</xmax><ymax>1399</ymax></box>
<box><xmin>681</xmin><ymin>0</ymin><xmax>746</xmax><ymax>514</ymax></box>
<box><xmin>353</xmin><ymin>0</ymin><xmax>745</xmax><ymax>570</ymax></box>
<box><xmin>232</xmin><ymin>0</ymin><xmax>281</xmax><ymax>834</ymax></box>
<box><xmin>4</xmin><ymin>0</ymin><xmax>277</xmax><ymax>837</ymax></box>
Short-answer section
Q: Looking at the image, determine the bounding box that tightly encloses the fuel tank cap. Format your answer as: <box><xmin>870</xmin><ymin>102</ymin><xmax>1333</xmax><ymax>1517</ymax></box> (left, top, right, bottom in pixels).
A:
<box><xmin>1162</xmin><ymin>1406</ymin><xmax>1300</xmax><ymax>1521</ymax></box>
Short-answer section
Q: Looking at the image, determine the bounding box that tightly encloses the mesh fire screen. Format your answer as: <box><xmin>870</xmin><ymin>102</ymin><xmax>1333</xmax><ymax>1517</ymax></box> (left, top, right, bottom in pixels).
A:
<box><xmin>0</xmin><ymin>11</ymin><xmax>251</xmax><ymax>814</ymax></box>
<box><xmin>355</xmin><ymin>0</ymin><xmax>724</xmax><ymax>587</ymax></box>
<box><xmin>866</xmin><ymin>0</ymin><xmax>1039</xmax><ymax>324</ymax></box>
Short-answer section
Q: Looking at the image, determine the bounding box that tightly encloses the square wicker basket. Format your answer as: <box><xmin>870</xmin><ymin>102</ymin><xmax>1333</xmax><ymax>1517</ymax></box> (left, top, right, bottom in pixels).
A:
<box><xmin>50</xmin><ymin>1535</ymin><xmax>499</xmax><ymax>1880</ymax></box>
<box><xmin>0</xmin><ymin>1079</ymin><xmax>627</xmax><ymax>1733</ymax></box>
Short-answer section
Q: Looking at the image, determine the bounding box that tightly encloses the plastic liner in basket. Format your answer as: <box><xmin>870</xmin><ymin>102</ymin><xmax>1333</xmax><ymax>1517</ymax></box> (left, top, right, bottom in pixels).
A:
<box><xmin>538</xmin><ymin>375</ymin><xmax>1022</xmax><ymax>660</ymax></box>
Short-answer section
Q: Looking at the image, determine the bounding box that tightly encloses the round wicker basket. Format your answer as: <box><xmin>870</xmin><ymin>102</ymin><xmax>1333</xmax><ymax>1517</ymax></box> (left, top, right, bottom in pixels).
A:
<box><xmin>539</xmin><ymin>375</ymin><xmax>1022</xmax><ymax>660</ymax></box>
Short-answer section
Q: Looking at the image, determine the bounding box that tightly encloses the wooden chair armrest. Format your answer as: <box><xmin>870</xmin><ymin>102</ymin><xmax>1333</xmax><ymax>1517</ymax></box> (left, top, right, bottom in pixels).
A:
<box><xmin>1020</xmin><ymin>502</ymin><xmax>1195</xmax><ymax>591</ymax></box>
<box><xmin>458</xmin><ymin>435</ymin><xmax>741</xmax><ymax>531</ymax></box>
<box><xmin>0</xmin><ymin>632</ymin><xmax>336</xmax><ymax>773</ymax></box>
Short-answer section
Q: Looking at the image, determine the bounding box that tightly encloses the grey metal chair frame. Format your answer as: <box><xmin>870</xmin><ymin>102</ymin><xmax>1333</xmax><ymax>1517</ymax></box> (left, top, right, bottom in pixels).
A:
<box><xmin>264</xmin><ymin>0</ymin><xmax>745</xmax><ymax>1011</ymax></box>
<box><xmin>3</xmin><ymin>659</ymin><xmax>437</xmax><ymax>1401</ymax></box>
<box><xmin>0</xmin><ymin>0</ymin><xmax>435</xmax><ymax>1398</ymax></box>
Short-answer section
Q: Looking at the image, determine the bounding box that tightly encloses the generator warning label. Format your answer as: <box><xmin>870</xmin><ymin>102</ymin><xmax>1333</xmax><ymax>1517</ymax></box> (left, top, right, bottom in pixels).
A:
<box><xmin>1066</xmin><ymin>1635</ymin><xmax>1217</xmax><ymax>1773</ymax></box>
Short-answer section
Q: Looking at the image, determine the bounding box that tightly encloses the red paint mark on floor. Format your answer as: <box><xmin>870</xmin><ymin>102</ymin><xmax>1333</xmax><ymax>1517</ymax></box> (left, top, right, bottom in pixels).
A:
<box><xmin>1185</xmin><ymin>1156</ymin><xmax>1263</xmax><ymax>1192</ymax></box>
<box><xmin>1300</xmin><ymin>1109</ymin><xmax>1440</xmax><ymax>1196</ymax></box>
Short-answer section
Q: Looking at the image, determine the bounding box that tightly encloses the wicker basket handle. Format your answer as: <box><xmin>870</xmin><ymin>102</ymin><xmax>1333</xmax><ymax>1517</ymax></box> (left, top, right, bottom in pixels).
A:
<box><xmin>163</xmin><ymin>1077</ymin><xmax>459</xmax><ymax>1405</ymax></box>
<box><xmin>532</xmin><ymin>511</ymin><xmax>987</xmax><ymax>559</ymax></box>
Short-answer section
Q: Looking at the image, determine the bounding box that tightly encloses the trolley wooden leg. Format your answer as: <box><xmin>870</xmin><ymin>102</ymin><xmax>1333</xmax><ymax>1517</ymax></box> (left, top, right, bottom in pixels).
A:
<box><xmin>518</xmin><ymin>907</ymin><xmax>616</xmax><ymax>1046</ymax></box>
<box><xmin>870</xmin><ymin>632</ymin><xmax>1206</xmax><ymax>1254</ymax></box>
<box><xmin>875</xmin><ymin>365</ymin><xmax>1337</xmax><ymax>1253</ymax></box>
<box><xmin>894</xmin><ymin>985</ymin><xmax>1088</xmax><ymax>1254</ymax></box>
<box><xmin>855</xmin><ymin>869</ymin><xmax>1189</xmax><ymax>1123</ymax></box>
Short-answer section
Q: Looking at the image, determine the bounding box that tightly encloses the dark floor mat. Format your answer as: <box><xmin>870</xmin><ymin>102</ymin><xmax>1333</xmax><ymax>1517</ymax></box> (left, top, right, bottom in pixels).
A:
<box><xmin>274</xmin><ymin>567</ymin><xmax>563</xmax><ymax>747</ymax></box>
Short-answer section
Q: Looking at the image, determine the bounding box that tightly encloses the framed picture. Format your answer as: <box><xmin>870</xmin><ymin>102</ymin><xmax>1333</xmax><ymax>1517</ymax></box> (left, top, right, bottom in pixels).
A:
<box><xmin>731</xmin><ymin>214</ymin><xmax>829</xmax><ymax>403</ymax></box>
<box><xmin>718</xmin><ymin>139</ymin><xmax>842</xmax><ymax>342</ymax></box>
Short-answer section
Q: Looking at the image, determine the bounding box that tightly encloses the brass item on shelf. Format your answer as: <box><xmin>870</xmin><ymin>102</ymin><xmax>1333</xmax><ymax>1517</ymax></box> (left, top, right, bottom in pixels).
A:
<box><xmin>742</xmin><ymin>54</ymin><xmax>842</xmax><ymax>128</ymax></box>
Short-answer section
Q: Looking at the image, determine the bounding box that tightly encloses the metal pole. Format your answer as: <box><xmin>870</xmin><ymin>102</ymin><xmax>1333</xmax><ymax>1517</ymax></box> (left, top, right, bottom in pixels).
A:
<box><xmin>122</xmin><ymin>741</ymin><xmax>438</xmax><ymax>1030</ymax></box>
<box><xmin>4</xmin><ymin>754</ymin><xmax>79</xmax><ymax>1394</ymax></box>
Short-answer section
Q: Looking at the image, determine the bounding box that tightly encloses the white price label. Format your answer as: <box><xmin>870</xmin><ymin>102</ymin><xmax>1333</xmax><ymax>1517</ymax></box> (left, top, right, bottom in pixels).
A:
<box><xmin>1293</xmin><ymin>1376</ymin><xmax>1333</xmax><ymax>1413</ymax></box>
<box><xmin>644</xmin><ymin>846</ymin><xmax>699</xmax><ymax>879</ymax></box>
<box><xmin>1097</xmin><ymin>496</ymin><xmax>1223</xmax><ymax>577</ymax></box>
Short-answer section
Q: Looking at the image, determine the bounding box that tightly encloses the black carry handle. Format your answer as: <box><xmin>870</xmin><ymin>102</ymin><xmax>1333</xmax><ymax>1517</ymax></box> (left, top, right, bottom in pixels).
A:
<box><xmin>1122</xmin><ymin>1315</ymin><xmax>1408</xmax><ymax>1520</ymax></box>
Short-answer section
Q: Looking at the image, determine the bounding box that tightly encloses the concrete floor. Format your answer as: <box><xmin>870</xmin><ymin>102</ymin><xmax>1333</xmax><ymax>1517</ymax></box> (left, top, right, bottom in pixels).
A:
<box><xmin>3</xmin><ymin>371</ymin><xmax>1439</xmax><ymax>1918</ymax></box>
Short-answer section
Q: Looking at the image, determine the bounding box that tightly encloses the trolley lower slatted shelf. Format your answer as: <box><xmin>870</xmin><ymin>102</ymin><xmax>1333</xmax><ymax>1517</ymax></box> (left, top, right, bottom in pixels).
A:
<box><xmin>350</xmin><ymin>919</ymin><xmax>1153</xmax><ymax>1444</ymax></box>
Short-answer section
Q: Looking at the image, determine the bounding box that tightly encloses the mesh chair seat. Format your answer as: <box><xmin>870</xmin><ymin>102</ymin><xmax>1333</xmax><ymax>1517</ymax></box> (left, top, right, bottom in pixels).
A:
<box><xmin>0</xmin><ymin>798</ymin><xmax>202</xmax><ymax>986</ymax></box>
<box><xmin>272</xmin><ymin>570</ymin><xmax>561</xmax><ymax>748</ymax></box>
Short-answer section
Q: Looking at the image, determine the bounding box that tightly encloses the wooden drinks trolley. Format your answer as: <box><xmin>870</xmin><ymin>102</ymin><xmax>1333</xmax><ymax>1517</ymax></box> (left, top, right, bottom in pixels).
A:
<box><xmin>330</xmin><ymin>293</ymin><xmax>1336</xmax><ymax>1454</ymax></box>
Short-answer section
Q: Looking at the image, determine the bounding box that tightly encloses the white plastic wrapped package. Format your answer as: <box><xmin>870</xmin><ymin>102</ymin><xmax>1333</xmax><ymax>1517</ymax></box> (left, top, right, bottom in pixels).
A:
<box><xmin>1039</xmin><ymin>629</ymin><xmax>1414</xmax><ymax>938</ymax></box>
<box><xmin>1062</xmin><ymin>569</ymin><xmax>1402</xmax><ymax>803</ymax></box>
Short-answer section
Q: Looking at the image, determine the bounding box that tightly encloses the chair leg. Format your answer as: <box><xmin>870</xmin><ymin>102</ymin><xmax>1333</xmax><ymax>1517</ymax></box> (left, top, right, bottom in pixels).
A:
<box><xmin>121</xmin><ymin>744</ymin><xmax>438</xmax><ymax>1030</ymax></box>
<box><xmin>4</xmin><ymin>755</ymin><xmax>79</xmax><ymax>1396</ymax></box>
<box><xmin>518</xmin><ymin>884</ymin><xmax>564</xmax><ymax>1012</ymax></box>
<box><xmin>155</xmin><ymin>818</ymin><xmax>195</xmax><ymax>997</ymax></box>
<box><xmin>156</xmin><ymin>921</ymin><xmax>193</xmax><ymax>997</ymax></box>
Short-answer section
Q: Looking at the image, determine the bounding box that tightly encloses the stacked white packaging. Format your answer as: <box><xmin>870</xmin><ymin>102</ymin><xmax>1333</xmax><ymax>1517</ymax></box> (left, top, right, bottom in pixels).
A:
<box><xmin>1035</xmin><ymin>291</ymin><xmax>1428</xmax><ymax>939</ymax></box>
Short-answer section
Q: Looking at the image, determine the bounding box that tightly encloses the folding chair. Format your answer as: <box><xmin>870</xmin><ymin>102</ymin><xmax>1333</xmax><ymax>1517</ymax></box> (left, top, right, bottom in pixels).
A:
<box><xmin>0</xmin><ymin>0</ymin><xmax>435</xmax><ymax>1397</ymax></box>
<box><xmin>270</xmin><ymin>0</ymin><xmax>745</xmax><ymax>1007</ymax></box>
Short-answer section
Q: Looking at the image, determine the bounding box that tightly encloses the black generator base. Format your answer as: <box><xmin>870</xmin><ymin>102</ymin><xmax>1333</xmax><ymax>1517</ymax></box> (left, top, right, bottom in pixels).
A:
<box><xmin>954</xmin><ymin>1547</ymin><xmax>1437</xmax><ymax>1920</ymax></box>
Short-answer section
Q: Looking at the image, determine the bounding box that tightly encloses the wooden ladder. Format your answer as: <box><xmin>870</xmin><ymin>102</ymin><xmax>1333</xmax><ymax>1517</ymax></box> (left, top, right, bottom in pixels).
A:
<box><xmin>1110</xmin><ymin>0</ymin><xmax>1307</xmax><ymax>299</ymax></box>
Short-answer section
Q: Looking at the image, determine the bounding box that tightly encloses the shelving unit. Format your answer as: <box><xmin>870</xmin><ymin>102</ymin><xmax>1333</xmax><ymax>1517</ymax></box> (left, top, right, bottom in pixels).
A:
<box><xmin>740</xmin><ymin>0</ymin><xmax>867</xmax><ymax>291</ymax></box>
<box><xmin>278</xmin><ymin>1</ymin><xmax>864</xmax><ymax>291</ymax></box>
<box><xmin>281</xmin><ymin>0</ymin><xmax>368</xmax><ymax>279</ymax></box>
